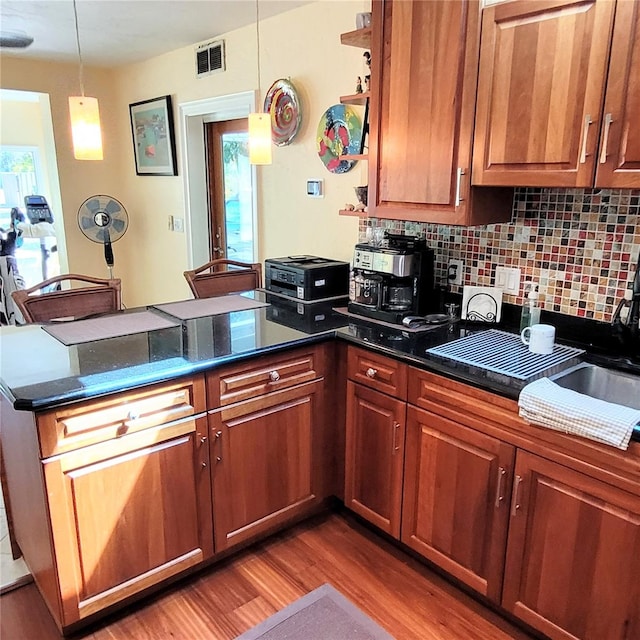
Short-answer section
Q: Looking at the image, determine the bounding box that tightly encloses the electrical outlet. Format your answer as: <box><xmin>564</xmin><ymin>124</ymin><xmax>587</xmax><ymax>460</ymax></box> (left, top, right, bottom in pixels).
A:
<box><xmin>495</xmin><ymin>266</ymin><xmax>521</xmax><ymax>295</ymax></box>
<box><xmin>173</xmin><ymin>217</ymin><xmax>184</xmax><ymax>233</ymax></box>
<box><xmin>448</xmin><ymin>259</ymin><xmax>464</xmax><ymax>286</ymax></box>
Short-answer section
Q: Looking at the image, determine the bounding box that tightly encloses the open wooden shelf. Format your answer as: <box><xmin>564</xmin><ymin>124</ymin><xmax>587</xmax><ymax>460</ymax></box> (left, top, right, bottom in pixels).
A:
<box><xmin>340</xmin><ymin>91</ymin><xmax>370</xmax><ymax>106</ymax></box>
<box><xmin>342</xmin><ymin>153</ymin><xmax>368</xmax><ymax>161</ymax></box>
<box><xmin>339</xmin><ymin>208</ymin><xmax>368</xmax><ymax>217</ymax></box>
<box><xmin>341</xmin><ymin>27</ymin><xmax>371</xmax><ymax>49</ymax></box>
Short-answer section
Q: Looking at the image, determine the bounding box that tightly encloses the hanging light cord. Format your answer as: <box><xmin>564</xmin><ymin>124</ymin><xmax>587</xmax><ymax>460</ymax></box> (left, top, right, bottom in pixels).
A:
<box><xmin>255</xmin><ymin>0</ymin><xmax>261</xmax><ymax>100</ymax></box>
<box><xmin>72</xmin><ymin>0</ymin><xmax>85</xmax><ymax>97</ymax></box>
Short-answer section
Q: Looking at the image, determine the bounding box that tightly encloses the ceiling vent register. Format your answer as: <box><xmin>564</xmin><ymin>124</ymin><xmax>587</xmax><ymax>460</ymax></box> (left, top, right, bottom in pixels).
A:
<box><xmin>196</xmin><ymin>40</ymin><xmax>225</xmax><ymax>77</ymax></box>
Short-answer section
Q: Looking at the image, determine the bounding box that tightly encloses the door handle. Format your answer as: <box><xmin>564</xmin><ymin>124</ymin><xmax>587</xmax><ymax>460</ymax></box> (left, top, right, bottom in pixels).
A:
<box><xmin>579</xmin><ymin>114</ymin><xmax>593</xmax><ymax>164</ymax></box>
<box><xmin>392</xmin><ymin>421</ymin><xmax>401</xmax><ymax>453</ymax></box>
<box><xmin>510</xmin><ymin>474</ymin><xmax>523</xmax><ymax>517</ymax></box>
<box><xmin>599</xmin><ymin>113</ymin><xmax>613</xmax><ymax>164</ymax></box>
<box><xmin>494</xmin><ymin>466</ymin><xmax>507</xmax><ymax>509</ymax></box>
<box><xmin>455</xmin><ymin>168</ymin><xmax>465</xmax><ymax>206</ymax></box>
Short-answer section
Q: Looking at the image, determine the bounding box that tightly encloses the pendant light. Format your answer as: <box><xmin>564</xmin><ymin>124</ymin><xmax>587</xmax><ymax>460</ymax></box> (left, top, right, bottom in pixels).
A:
<box><xmin>249</xmin><ymin>0</ymin><xmax>272</xmax><ymax>165</ymax></box>
<box><xmin>69</xmin><ymin>0</ymin><xmax>103</xmax><ymax>160</ymax></box>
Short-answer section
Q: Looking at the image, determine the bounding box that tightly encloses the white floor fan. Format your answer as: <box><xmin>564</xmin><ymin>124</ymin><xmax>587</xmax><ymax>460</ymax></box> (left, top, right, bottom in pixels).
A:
<box><xmin>77</xmin><ymin>195</ymin><xmax>129</xmax><ymax>278</ymax></box>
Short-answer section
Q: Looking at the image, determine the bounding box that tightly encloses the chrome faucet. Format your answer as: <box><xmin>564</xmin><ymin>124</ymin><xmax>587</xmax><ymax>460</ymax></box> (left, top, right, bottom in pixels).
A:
<box><xmin>612</xmin><ymin>252</ymin><xmax>640</xmax><ymax>338</ymax></box>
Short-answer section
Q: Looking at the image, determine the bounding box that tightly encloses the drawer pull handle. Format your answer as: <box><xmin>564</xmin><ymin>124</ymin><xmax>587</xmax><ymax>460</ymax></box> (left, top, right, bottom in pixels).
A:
<box><xmin>495</xmin><ymin>466</ymin><xmax>506</xmax><ymax>509</ymax></box>
<box><xmin>269</xmin><ymin>370</ymin><xmax>281</xmax><ymax>382</ymax></box>
<box><xmin>511</xmin><ymin>474</ymin><xmax>523</xmax><ymax>517</ymax></box>
<box><xmin>214</xmin><ymin>430</ymin><xmax>222</xmax><ymax>439</ymax></box>
<box><xmin>366</xmin><ymin>367</ymin><xmax>377</xmax><ymax>378</ymax></box>
<box><xmin>200</xmin><ymin>436</ymin><xmax>207</xmax><ymax>444</ymax></box>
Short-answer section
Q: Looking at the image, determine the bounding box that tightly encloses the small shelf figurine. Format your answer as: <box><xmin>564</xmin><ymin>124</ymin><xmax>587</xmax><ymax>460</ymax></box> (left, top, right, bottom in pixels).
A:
<box><xmin>355</xmin><ymin>76</ymin><xmax>363</xmax><ymax>94</ymax></box>
<box><xmin>363</xmin><ymin>51</ymin><xmax>371</xmax><ymax>92</ymax></box>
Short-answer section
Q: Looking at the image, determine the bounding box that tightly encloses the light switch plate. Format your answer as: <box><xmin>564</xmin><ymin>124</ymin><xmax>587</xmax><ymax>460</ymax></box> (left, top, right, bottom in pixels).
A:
<box><xmin>495</xmin><ymin>266</ymin><xmax>521</xmax><ymax>295</ymax></box>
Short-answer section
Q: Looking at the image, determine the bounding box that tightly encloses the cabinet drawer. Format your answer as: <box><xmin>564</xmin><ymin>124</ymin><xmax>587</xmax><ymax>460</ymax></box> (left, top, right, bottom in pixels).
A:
<box><xmin>37</xmin><ymin>376</ymin><xmax>206</xmax><ymax>458</ymax></box>
<box><xmin>347</xmin><ymin>346</ymin><xmax>407</xmax><ymax>400</ymax></box>
<box><xmin>208</xmin><ymin>346</ymin><xmax>325</xmax><ymax>407</ymax></box>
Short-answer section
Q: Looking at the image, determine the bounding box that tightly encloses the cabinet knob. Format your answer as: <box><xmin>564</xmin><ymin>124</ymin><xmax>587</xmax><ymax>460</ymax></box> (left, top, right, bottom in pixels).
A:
<box><xmin>269</xmin><ymin>370</ymin><xmax>281</xmax><ymax>382</ymax></box>
<box><xmin>366</xmin><ymin>367</ymin><xmax>377</xmax><ymax>378</ymax></box>
<box><xmin>216</xmin><ymin>456</ymin><xmax>222</xmax><ymax>463</ymax></box>
<box><xmin>201</xmin><ymin>461</ymin><xmax>208</xmax><ymax>469</ymax></box>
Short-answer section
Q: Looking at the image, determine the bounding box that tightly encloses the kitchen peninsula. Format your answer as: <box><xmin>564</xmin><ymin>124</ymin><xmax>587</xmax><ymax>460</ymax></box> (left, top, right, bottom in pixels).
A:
<box><xmin>1</xmin><ymin>292</ymin><xmax>639</xmax><ymax>640</ymax></box>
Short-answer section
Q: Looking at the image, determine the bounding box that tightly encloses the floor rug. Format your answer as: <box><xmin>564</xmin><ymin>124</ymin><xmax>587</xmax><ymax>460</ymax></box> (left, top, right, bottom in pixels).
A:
<box><xmin>235</xmin><ymin>584</ymin><xmax>395</xmax><ymax>640</ymax></box>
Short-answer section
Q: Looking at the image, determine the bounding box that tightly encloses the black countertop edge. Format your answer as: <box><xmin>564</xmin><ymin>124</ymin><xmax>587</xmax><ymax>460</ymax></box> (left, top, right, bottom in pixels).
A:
<box><xmin>11</xmin><ymin>332</ymin><xmax>335</xmax><ymax>413</ymax></box>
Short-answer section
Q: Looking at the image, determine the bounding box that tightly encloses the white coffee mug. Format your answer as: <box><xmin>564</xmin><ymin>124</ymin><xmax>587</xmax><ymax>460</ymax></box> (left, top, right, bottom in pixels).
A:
<box><xmin>520</xmin><ymin>323</ymin><xmax>555</xmax><ymax>354</ymax></box>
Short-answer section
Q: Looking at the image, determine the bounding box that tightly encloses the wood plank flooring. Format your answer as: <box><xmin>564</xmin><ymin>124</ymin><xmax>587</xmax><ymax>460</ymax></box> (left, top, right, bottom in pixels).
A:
<box><xmin>0</xmin><ymin>512</ymin><xmax>537</xmax><ymax>640</ymax></box>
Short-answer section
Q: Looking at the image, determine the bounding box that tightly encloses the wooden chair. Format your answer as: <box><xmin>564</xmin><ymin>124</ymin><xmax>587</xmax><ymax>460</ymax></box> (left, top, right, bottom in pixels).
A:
<box><xmin>184</xmin><ymin>259</ymin><xmax>262</xmax><ymax>299</ymax></box>
<box><xmin>11</xmin><ymin>274</ymin><xmax>122</xmax><ymax>323</ymax></box>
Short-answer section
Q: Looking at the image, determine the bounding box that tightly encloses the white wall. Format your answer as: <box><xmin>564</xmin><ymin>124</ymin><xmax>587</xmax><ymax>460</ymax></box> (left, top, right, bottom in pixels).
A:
<box><xmin>1</xmin><ymin>1</ymin><xmax>369</xmax><ymax>307</ymax></box>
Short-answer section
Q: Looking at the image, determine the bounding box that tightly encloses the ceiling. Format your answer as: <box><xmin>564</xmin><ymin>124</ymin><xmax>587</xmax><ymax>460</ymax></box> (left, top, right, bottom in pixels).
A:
<box><xmin>0</xmin><ymin>0</ymin><xmax>312</xmax><ymax>68</ymax></box>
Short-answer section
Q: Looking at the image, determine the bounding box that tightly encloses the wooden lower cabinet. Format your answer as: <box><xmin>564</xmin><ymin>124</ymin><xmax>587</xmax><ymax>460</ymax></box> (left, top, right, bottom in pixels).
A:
<box><xmin>210</xmin><ymin>379</ymin><xmax>324</xmax><ymax>551</ymax></box>
<box><xmin>345</xmin><ymin>381</ymin><xmax>406</xmax><ymax>537</ymax></box>
<box><xmin>401</xmin><ymin>405</ymin><xmax>515</xmax><ymax>602</ymax></box>
<box><xmin>42</xmin><ymin>414</ymin><xmax>213</xmax><ymax>626</ymax></box>
<box><xmin>502</xmin><ymin>450</ymin><xmax>640</xmax><ymax>640</ymax></box>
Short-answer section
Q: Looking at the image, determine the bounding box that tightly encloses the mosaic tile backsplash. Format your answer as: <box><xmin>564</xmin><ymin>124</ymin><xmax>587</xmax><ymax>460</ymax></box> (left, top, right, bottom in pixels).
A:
<box><xmin>359</xmin><ymin>188</ymin><xmax>640</xmax><ymax>323</ymax></box>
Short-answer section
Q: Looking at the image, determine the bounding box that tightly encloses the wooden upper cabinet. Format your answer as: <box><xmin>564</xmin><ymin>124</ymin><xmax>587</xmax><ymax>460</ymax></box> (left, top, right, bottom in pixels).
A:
<box><xmin>367</xmin><ymin>0</ymin><xmax>513</xmax><ymax>225</ymax></box>
<box><xmin>502</xmin><ymin>451</ymin><xmax>640</xmax><ymax>640</ymax></box>
<box><xmin>595</xmin><ymin>0</ymin><xmax>640</xmax><ymax>187</ymax></box>
<box><xmin>473</xmin><ymin>0</ymin><xmax>617</xmax><ymax>188</ymax></box>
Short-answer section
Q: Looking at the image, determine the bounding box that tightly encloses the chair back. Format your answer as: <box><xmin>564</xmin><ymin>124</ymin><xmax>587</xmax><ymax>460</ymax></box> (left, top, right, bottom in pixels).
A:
<box><xmin>11</xmin><ymin>274</ymin><xmax>122</xmax><ymax>323</ymax></box>
<box><xmin>184</xmin><ymin>259</ymin><xmax>262</xmax><ymax>299</ymax></box>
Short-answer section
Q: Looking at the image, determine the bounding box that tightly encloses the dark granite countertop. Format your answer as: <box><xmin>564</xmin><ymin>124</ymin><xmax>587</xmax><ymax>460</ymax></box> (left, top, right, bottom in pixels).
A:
<box><xmin>1</xmin><ymin>291</ymin><xmax>639</xmax><ymax>443</ymax></box>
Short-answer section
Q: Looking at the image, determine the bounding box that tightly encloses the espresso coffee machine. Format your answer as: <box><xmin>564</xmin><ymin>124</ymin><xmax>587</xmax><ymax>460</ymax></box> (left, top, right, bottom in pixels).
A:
<box><xmin>348</xmin><ymin>233</ymin><xmax>435</xmax><ymax>324</ymax></box>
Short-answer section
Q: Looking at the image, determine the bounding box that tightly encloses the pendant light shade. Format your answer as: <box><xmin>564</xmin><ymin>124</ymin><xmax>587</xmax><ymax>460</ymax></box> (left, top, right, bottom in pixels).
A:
<box><xmin>69</xmin><ymin>96</ymin><xmax>103</xmax><ymax>160</ymax></box>
<box><xmin>69</xmin><ymin>0</ymin><xmax>103</xmax><ymax>161</ymax></box>
<box><xmin>249</xmin><ymin>112</ymin><xmax>272</xmax><ymax>165</ymax></box>
<box><xmin>249</xmin><ymin>0</ymin><xmax>272</xmax><ymax>165</ymax></box>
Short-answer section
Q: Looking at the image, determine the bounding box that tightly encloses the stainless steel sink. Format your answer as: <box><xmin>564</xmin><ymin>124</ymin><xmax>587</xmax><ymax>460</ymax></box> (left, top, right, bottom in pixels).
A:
<box><xmin>550</xmin><ymin>363</ymin><xmax>640</xmax><ymax>410</ymax></box>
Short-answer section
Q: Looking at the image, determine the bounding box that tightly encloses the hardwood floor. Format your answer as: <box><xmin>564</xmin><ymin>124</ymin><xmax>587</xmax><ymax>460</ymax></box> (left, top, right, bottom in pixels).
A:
<box><xmin>0</xmin><ymin>512</ymin><xmax>537</xmax><ymax>640</ymax></box>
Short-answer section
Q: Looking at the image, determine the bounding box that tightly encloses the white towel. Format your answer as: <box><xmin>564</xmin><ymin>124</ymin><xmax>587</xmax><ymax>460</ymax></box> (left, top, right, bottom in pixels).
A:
<box><xmin>518</xmin><ymin>377</ymin><xmax>640</xmax><ymax>450</ymax></box>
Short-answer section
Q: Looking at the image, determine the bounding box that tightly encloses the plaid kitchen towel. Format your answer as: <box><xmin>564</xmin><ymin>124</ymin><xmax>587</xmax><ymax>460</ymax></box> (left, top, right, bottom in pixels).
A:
<box><xmin>518</xmin><ymin>377</ymin><xmax>640</xmax><ymax>450</ymax></box>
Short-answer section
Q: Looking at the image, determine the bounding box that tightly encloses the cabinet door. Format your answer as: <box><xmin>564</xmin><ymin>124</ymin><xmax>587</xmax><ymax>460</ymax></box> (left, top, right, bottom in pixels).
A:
<box><xmin>210</xmin><ymin>380</ymin><xmax>323</xmax><ymax>552</ymax></box>
<box><xmin>401</xmin><ymin>406</ymin><xmax>514</xmax><ymax>602</ymax></box>
<box><xmin>345</xmin><ymin>381</ymin><xmax>406</xmax><ymax>537</ymax></box>
<box><xmin>43</xmin><ymin>416</ymin><xmax>213</xmax><ymax>626</ymax></box>
<box><xmin>595</xmin><ymin>0</ymin><xmax>640</xmax><ymax>187</ymax></box>
<box><xmin>368</xmin><ymin>0</ymin><xmax>513</xmax><ymax>225</ymax></box>
<box><xmin>503</xmin><ymin>451</ymin><xmax>640</xmax><ymax>640</ymax></box>
<box><xmin>473</xmin><ymin>0</ymin><xmax>615</xmax><ymax>187</ymax></box>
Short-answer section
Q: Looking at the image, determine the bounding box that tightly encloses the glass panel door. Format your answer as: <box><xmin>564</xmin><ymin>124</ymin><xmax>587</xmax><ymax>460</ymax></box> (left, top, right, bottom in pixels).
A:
<box><xmin>205</xmin><ymin>120</ymin><xmax>255</xmax><ymax>263</ymax></box>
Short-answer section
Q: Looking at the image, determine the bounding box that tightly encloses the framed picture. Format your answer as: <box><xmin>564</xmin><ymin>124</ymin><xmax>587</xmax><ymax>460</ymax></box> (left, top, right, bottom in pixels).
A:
<box><xmin>129</xmin><ymin>95</ymin><xmax>178</xmax><ymax>176</ymax></box>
